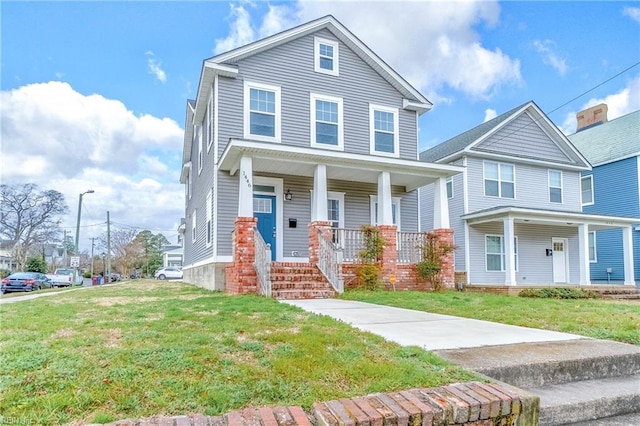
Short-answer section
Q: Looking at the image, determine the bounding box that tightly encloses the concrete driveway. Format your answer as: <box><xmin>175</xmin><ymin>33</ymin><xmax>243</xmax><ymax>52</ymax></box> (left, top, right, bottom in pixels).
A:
<box><xmin>282</xmin><ymin>299</ymin><xmax>583</xmax><ymax>351</ymax></box>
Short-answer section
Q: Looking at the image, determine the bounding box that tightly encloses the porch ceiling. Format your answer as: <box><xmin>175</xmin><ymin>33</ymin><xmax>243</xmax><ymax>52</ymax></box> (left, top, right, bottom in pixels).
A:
<box><xmin>462</xmin><ymin>206</ymin><xmax>639</xmax><ymax>230</ymax></box>
<box><xmin>220</xmin><ymin>139</ymin><xmax>464</xmax><ymax>191</ymax></box>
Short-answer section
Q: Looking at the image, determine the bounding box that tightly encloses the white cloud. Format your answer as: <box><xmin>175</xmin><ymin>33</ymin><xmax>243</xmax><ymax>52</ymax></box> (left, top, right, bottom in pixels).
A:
<box><xmin>0</xmin><ymin>81</ymin><xmax>185</xmax><ymax>250</ymax></box>
<box><xmin>146</xmin><ymin>51</ymin><xmax>167</xmax><ymax>83</ymax></box>
<box><xmin>623</xmin><ymin>6</ymin><xmax>640</xmax><ymax>23</ymax></box>
<box><xmin>484</xmin><ymin>108</ymin><xmax>498</xmax><ymax>122</ymax></box>
<box><xmin>213</xmin><ymin>0</ymin><xmax>521</xmax><ymax>100</ymax></box>
<box><xmin>533</xmin><ymin>40</ymin><xmax>568</xmax><ymax>76</ymax></box>
<box><xmin>560</xmin><ymin>73</ymin><xmax>640</xmax><ymax>134</ymax></box>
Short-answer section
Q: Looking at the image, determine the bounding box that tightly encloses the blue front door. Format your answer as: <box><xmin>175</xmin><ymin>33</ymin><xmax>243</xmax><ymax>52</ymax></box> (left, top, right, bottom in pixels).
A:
<box><xmin>254</xmin><ymin>194</ymin><xmax>276</xmax><ymax>261</ymax></box>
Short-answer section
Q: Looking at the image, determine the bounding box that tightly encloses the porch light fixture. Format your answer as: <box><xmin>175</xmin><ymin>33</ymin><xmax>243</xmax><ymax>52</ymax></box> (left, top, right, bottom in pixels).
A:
<box><xmin>285</xmin><ymin>189</ymin><xmax>293</xmax><ymax>201</ymax></box>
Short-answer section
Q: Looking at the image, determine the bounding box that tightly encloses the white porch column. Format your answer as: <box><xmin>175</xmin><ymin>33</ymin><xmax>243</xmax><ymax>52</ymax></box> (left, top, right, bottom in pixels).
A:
<box><xmin>311</xmin><ymin>164</ymin><xmax>328</xmax><ymax>222</ymax></box>
<box><xmin>433</xmin><ymin>176</ymin><xmax>450</xmax><ymax>229</ymax></box>
<box><xmin>623</xmin><ymin>226</ymin><xmax>636</xmax><ymax>285</ymax></box>
<box><xmin>503</xmin><ymin>217</ymin><xmax>516</xmax><ymax>286</ymax></box>
<box><xmin>377</xmin><ymin>171</ymin><xmax>393</xmax><ymax>225</ymax></box>
<box><xmin>238</xmin><ymin>155</ymin><xmax>253</xmax><ymax>217</ymax></box>
<box><xmin>578</xmin><ymin>224</ymin><xmax>591</xmax><ymax>285</ymax></box>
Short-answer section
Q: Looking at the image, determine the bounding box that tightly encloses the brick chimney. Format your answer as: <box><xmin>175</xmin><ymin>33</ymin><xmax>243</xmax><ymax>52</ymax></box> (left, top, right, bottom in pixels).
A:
<box><xmin>576</xmin><ymin>103</ymin><xmax>608</xmax><ymax>131</ymax></box>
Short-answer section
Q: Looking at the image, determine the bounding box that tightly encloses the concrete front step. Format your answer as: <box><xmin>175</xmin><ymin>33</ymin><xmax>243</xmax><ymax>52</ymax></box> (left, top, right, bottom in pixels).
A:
<box><xmin>435</xmin><ymin>339</ymin><xmax>640</xmax><ymax>388</ymax></box>
<box><xmin>529</xmin><ymin>374</ymin><xmax>640</xmax><ymax>425</ymax></box>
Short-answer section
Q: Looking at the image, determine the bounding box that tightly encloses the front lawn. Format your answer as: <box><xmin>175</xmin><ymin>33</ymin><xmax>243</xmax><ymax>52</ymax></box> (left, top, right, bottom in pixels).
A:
<box><xmin>0</xmin><ymin>280</ymin><xmax>476</xmax><ymax>425</ymax></box>
<box><xmin>341</xmin><ymin>289</ymin><xmax>640</xmax><ymax>345</ymax></box>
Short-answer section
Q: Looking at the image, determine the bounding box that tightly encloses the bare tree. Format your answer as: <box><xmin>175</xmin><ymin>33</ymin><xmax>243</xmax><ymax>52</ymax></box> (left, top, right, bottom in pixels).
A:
<box><xmin>0</xmin><ymin>183</ymin><xmax>69</xmax><ymax>270</ymax></box>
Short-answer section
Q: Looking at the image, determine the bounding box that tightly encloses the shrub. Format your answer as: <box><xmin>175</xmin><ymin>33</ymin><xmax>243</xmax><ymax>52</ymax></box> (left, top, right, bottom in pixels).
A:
<box><xmin>0</xmin><ymin>269</ymin><xmax>10</xmax><ymax>279</ymax></box>
<box><xmin>518</xmin><ymin>287</ymin><xmax>601</xmax><ymax>299</ymax></box>
<box><xmin>416</xmin><ymin>232</ymin><xmax>455</xmax><ymax>291</ymax></box>
<box><xmin>25</xmin><ymin>257</ymin><xmax>47</xmax><ymax>273</ymax></box>
<box><xmin>354</xmin><ymin>225</ymin><xmax>385</xmax><ymax>290</ymax></box>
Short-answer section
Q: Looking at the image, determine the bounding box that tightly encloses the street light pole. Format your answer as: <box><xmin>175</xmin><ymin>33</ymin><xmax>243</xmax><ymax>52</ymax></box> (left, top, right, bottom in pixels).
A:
<box><xmin>74</xmin><ymin>190</ymin><xmax>95</xmax><ymax>254</ymax></box>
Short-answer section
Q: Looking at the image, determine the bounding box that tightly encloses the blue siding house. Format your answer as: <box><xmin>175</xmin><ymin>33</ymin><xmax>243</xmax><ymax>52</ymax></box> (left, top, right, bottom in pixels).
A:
<box><xmin>569</xmin><ymin>108</ymin><xmax>640</xmax><ymax>285</ymax></box>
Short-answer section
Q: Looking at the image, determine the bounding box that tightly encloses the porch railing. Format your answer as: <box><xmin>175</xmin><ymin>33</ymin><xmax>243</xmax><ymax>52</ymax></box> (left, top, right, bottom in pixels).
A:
<box><xmin>253</xmin><ymin>227</ymin><xmax>272</xmax><ymax>297</ymax></box>
<box><xmin>397</xmin><ymin>232</ymin><xmax>426</xmax><ymax>264</ymax></box>
<box><xmin>317</xmin><ymin>228</ymin><xmax>344</xmax><ymax>293</ymax></box>
<box><xmin>331</xmin><ymin>228</ymin><xmax>365</xmax><ymax>262</ymax></box>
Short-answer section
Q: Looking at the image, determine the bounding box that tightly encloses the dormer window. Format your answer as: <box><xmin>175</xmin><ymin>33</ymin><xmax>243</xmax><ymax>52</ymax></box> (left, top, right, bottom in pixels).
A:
<box><xmin>315</xmin><ymin>37</ymin><xmax>339</xmax><ymax>76</ymax></box>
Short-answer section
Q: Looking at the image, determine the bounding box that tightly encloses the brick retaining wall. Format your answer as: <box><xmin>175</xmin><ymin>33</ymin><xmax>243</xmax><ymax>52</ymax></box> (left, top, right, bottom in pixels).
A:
<box><xmin>99</xmin><ymin>381</ymin><xmax>538</xmax><ymax>426</ymax></box>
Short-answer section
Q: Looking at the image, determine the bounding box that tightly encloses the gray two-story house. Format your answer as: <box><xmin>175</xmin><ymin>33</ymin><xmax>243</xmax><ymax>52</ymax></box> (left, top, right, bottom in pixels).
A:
<box><xmin>180</xmin><ymin>16</ymin><xmax>462</xmax><ymax>296</ymax></box>
<box><xmin>420</xmin><ymin>101</ymin><xmax>637</xmax><ymax>287</ymax></box>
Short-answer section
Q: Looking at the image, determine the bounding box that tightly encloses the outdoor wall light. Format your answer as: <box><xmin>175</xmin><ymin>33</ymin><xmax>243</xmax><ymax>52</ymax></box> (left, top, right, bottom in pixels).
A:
<box><xmin>285</xmin><ymin>189</ymin><xmax>293</xmax><ymax>201</ymax></box>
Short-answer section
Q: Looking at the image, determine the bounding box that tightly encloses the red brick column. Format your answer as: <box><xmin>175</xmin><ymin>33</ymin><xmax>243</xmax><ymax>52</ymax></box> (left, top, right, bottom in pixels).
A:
<box><xmin>225</xmin><ymin>217</ymin><xmax>258</xmax><ymax>295</ymax></box>
<box><xmin>432</xmin><ymin>228</ymin><xmax>455</xmax><ymax>289</ymax></box>
<box><xmin>308</xmin><ymin>221</ymin><xmax>331</xmax><ymax>264</ymax></box>
<box><xmin>377</xmin><ymin>225</ymin><xmax>397</xmax><ymax>283</ymax></box>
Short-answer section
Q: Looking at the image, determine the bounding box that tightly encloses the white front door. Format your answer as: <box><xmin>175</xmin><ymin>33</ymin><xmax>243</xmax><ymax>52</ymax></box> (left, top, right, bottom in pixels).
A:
<box><xmin>552</xmin><ymin>238</ymin><xmax>569</xmax><ymax>283</ymax></box>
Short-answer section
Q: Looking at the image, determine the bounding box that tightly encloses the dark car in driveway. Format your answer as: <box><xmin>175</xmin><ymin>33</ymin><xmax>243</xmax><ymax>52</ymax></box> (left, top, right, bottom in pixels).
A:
<box><xmin>1</xmin><ymin>272</ymin><xmax>51</xmax><ymax>293</ymax></box>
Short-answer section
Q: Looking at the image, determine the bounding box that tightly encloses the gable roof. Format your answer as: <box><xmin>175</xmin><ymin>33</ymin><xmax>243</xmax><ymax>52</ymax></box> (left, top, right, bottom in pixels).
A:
<box><xmin>420</xmin><ymin>101</ymin><xmax>591</xmax><ymax>170</ymax></box>
<box><xmin>191</xmin><ymin>15</ymin><xmax>432</xmax><ymax>124</ymax></box>
<box><xmin>568</xmin><ymin>110</ymin><xmax>640</xmax><ymax>166</ymax></box>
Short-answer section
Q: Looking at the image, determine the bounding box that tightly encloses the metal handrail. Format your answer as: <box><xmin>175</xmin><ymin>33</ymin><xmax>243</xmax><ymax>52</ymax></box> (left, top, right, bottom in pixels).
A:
<box><xmin>253</xmin><ymin>228</ymin><xmax>272</xmax><ymax>297</ymax></box>
<box><xmin>317</xmin><ymin>228</ymin><xmax>344</xmax><ymax>293</ymax></box>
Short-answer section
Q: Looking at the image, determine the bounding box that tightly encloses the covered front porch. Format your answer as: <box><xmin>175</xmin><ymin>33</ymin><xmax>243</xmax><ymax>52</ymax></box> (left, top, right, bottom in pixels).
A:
<box><xmin>219</xmin><ymin>139</ymin><xmax>463</xmax><ymax>297</ymax></box>
<box><xmin>462</xmin><ymin>207</ymin><xmax>637</xmax><ymax>286</ymax></box>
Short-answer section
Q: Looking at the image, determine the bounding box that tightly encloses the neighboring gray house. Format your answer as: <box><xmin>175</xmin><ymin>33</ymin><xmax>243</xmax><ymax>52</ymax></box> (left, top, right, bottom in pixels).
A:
<box><xmin>420</xmin><ymin>101</ymin><xmax>637</xmax><ymax>286</ymax></box>
<box><xmin>180</xmin><ymin>15</ymin><xmax>462</xmax><ymax>294</ymax></box>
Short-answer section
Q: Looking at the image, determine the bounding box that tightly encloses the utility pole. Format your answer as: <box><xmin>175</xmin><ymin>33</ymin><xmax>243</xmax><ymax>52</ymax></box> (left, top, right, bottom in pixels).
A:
<box><xmin>90</xmin><ymin>237</ymin><xmax>96</xmax><ymax>277</ymax></box>
<box><xmin>107</xmin><ymin>211</ymin><xmax>111</xmax><ymax>279</ymax></box>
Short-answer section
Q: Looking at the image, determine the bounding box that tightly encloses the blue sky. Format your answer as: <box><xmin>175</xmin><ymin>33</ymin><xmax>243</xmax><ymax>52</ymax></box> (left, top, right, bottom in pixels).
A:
<box><xmin>1</xmin><ymin>1</ymin><xmax>639</xmax><ymax>252</ymax></box>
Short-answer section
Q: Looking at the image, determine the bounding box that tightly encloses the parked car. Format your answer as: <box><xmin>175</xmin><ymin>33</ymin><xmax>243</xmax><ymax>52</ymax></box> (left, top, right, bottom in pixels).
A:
<box><xmin>154</xmin><ymin>267</ymin><xmax>183</xmax><ymax>280</ymax></box>
<box><xmin>109</xmin><ymin>273</ymin><xmax>122</xmax><ymax>282</ymax></box>
<box><xmin>46</xmin><ymin>268</ymin><xmax>83</xmax><ymax>287</ymax></box>
<box><xmin>1</xmin><ymin>272</ymin><xmax>51</xmax><ymax>293</ymax></box>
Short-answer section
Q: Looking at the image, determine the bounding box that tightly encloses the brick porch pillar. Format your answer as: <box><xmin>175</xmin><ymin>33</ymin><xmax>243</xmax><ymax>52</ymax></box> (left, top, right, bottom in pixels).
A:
<box><xmin>225</xmin><ymin>217</ymin><xmax>258</xmax><ymax>295</ymax></box>
<box><xmin>377</xmin><ymin>225</ymin><xmax>397</xmax><ymax>283</ymax></box>
<box><xmin>432</xmin><ymin>228</ymin><xmax>455</xmax><ymax>289</ymax></box>
<box><xmin>308</xmin><ymin>221</ymin><xmax>331</xmax><ymax>264</ymax></box>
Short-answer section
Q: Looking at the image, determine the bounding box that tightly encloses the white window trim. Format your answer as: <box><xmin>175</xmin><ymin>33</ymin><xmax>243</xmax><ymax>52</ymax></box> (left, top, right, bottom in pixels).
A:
<box><xmin>483</xmin><ymin>160</ymin><xmax>516</xmax><ymax>198</ymax></box>
<box><xmin>206</xmin><ymin>189</ymin><xmax>212</xmax><ymax>248</ymax></box>
<box><xmin>485</xmin><ymin>234</ymin><xmax>519</xmax><ymax>272</ymax></box>
<box><xmin>197</xmin><ymin>126</ymin><xmax>203</xmax><ymax>175</ymax></box>
<box><xmin>243</xmin><ymin>81</ymin><xmax>281</xmax><ymax>142</ymax></box>
<box><xmin>310</xmin><ymin>93</ymin><xmax>343</xmax><ymax>150</ymax></box>
<box><xmin>446</xmin><ymin>176</ymin><xmax>454</xmax><ymax>199</ymax></box>
<box><xmin>581</xmin><ymin>175</ymin><xmax>594</xmax><ymax>206</ymax></box>
<box><xmin>369</xmin><ymin>195</ymin><xmax>401</xmax><ymax>228</ymax></box>
<box><xmin>314</xmin><ymin>37</ymin><xmax>339</xmax><ymax>76</ymax></box>
<box><xmin>369</xmin><ymin>104</ymin><xmax>400</xmax><ymax>158</ymax></box>
<box><xmin>588</xmin><ymin>231</ymin><xmax>597</xmax><ymax>263</ymax></box>
<box><xmin>192</xmin><ymin>209</ymin><xmax>197</xmax><ymax>243</ymax></box>
<box><xmin>548</xmin><ymin>169</ymin><xmax>563</xmax><ymax>204</ymax></box>
<box><xmin>188</xmin><ymin>164</ymin><xmax>192</xmax><ymax>200</ymax></box>
<box><xmin>206</xmin><ymin>93</ymin><xmax>213</xmax><ymax>152</ymax></box>
<box><xmin>327</xmin><ymin>191</ymin><xmax>345</xmax><ymax>228</ymax></box>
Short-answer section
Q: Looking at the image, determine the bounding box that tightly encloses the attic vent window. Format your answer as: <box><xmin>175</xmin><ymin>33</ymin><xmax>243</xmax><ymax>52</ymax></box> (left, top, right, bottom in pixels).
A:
<box><xmin>315</xmin><ymin>37</ymin><xmax>339</xmax><ymax>76</ymax></box>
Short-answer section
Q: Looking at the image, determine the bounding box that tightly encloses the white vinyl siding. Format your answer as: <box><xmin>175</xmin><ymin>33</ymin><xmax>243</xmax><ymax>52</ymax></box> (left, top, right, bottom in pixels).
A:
<box><xmin>581</xmin><ymin>175</ymin><xmax>594</xmax><ymax>206</ymax></box>
<box><xmin>548</xmin><ymin>170</ymin><xmax>563</xmax><ymax>203</ymax></box>
<box><xmin>244</xmin><ymin>81</ymin><xmax>281</xmax><ymax>142</ymax></box>
<box><xmin>310</xmin><ymin>93</ymin><xmax>343</xmax><ymax>150</ymax></box>
<box><xmin>314</xmin><ymin>37</ymin><xmax>339</xmax><ymax>76</ymax></box>
<box><xmin>369</xmin><ymin>104</ymin><xmax>399</xmax><ymax>157</ymax></box>
<box><xmin>589</xmin><ymin>231</ymin><xmax>596</xmax><ymax>262</ymax></box>
<box><xmin>484</xmin><ymin>161</ymin><xmax>515</xmax><ymax>198</ymax></box>
<box><xmin>485</xmin><ymin>235</ymin><xmax>518</xmax><ymax>272</ymax></box>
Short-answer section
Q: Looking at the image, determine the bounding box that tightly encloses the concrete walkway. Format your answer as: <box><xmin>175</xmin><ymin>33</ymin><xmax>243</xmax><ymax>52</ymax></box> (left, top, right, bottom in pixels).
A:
<box><xmin>282</xmin><ymin>299</ymin><xmax>583</xmax><ymax>351</ymax></box>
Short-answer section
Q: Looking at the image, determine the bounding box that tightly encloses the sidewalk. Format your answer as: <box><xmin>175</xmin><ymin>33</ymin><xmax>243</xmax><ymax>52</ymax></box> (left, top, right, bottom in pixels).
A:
<box><xmin>282</xmin><ymin>299</ymin><xmax>583</xmax><ymax>351</ymax></box>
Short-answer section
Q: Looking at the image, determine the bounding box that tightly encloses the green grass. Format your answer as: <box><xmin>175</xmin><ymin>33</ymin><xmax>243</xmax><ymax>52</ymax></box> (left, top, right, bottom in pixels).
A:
<box><xmin>341</xmin><ymin>289</ymin><xmax>640</xmax><ymax>345</ymax></box>
<box><xmin>0</xmin><ymin>280</ymin><xmax>477</xmax><ymax>425</ymax></box>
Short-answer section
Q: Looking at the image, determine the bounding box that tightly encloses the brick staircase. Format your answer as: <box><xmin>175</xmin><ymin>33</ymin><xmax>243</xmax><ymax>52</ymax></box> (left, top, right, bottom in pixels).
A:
<box><xmin>270</xmin><ymin>262</ymin><xmax>337</xmax><ymax>300</ymax></box>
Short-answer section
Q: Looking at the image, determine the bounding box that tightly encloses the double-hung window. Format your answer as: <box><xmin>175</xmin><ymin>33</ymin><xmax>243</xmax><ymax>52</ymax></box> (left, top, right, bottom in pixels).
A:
<box><xmin>548</xmin><ymin>170</ymin><xmax>563</xmax><ymax>203</ymax></box>
<box><xmin>244</xmin><ymin>81</ymin><xmax>281</xmax><ymax>141</ymax></box>
<box><xmin>588</xmin><ymin>231</ymin><xmax>597</xmax><ymax>262</ymax></box>
<box><xmin>446</xmin><ymin>177</ymin><xmax>453</xmax><ymax>199</ymax></box>
<box><xmin>581</xmin><ymin>175</ymin><xmax>594</xmax><ymax>206</ymax></box>
<box><xmin>484</xmin><ymin>161</ymin><xmax>515</xmax><ymax>198</ymax></box>
<box><xmin>197</xmin><ymin>126</ymin><xmax>203</xmax><ymax>175</ymax></box>
<box><xmin>486</xmin><ymin>235</ymin><xmax>518</xmax><ymax>272</ymax></box>
<box><xmin>206</xmin><ymin>96</ymin><xmax>214</xmax><ymax>152</ymax></box>
<box><xmin>206</xmin><ymin>189</ymin><xmax>212</xmax><ymax>247</ymax></box>
<box><xmin>314</xmin><ymin>37</ymin><xmax>339</xmax><ymax>76</ymax></box>
<box><xmin>192</xmin><ymin>209</ymin><xmax>197</xmax><ymax>243</ymax></box>
<box><xmin>370</xmin><ymin>105</ymin><xmax>399</xmax><ymax>157</ymax></box>
<box><xmin>370</xmin><ymin>195</ymin><xmax>401</xmax><ymax>228</ymax></box>
<box><xmin>310</xmin><ymin>94</ymin><xmax>343</xmax><ymax>149</ymax></box>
